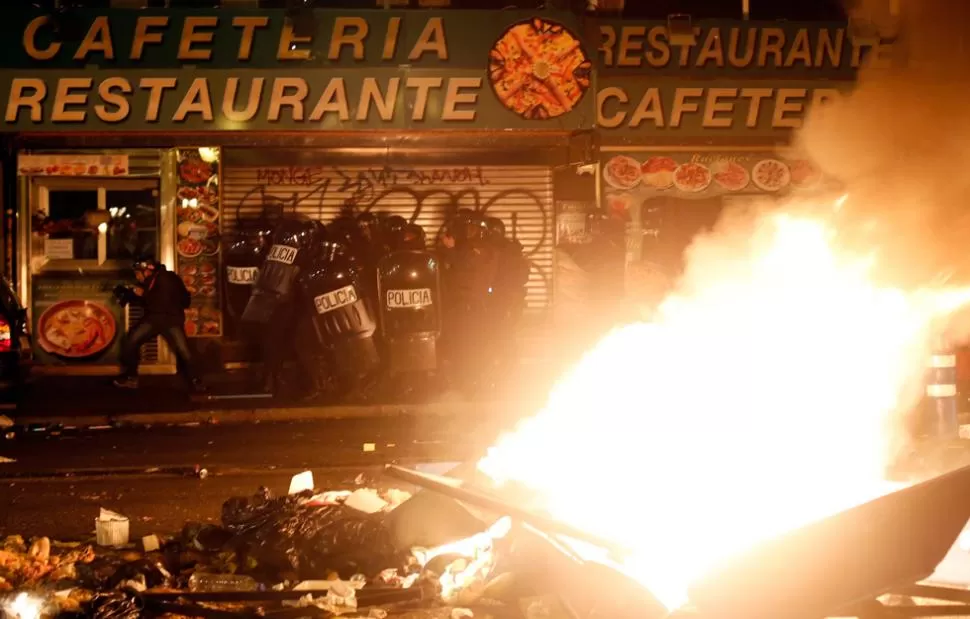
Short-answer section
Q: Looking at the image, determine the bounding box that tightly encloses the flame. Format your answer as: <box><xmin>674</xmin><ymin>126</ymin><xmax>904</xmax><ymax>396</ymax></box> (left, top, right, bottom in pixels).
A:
<box><xmin>414</xmin><ymin>517</ymin><xmax>512</xmax><ymax>602</ymax></box>
<box><xmin>478</xmin><ymin>208</ymin><xmax>970</xmax><ymax>610</ymax></box>
<box><xmin>3</xmin><ymin>593</ymin><xmax>44</xmax><ymax>619</ymax></box>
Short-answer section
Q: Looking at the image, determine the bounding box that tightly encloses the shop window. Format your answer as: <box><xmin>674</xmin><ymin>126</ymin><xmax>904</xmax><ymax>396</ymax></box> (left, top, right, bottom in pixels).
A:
<box><xmin>639</xmin><ymin>196</ymin><xmax>725</xmax><ymax>276</ymax></box>
<box><xmin>32</xmin><ymin>179</ymin><xmax>160</xmax><ymax>272</ymax></box>
<box><xmin>106</xmin><ymin>189</ymin><xmax>159</xmax><ymax>262</ymax></box>
<box><xmin>45</xmin><ymin>189</ymin><xmax>100</xmax><ymax>261</ymax></box>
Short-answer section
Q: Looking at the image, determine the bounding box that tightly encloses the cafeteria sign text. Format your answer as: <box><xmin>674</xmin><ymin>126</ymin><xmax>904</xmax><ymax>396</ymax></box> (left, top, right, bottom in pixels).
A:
<box><xmin>0</xmin><ymin>9</ymin><xmax>594</xmax><ymax>131</ymax></box>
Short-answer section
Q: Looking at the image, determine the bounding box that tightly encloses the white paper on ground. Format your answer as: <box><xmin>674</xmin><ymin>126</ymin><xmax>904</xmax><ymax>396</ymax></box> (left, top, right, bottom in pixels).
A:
<box><xmin>344</xmin><ymin>489</ymin><xmax>388</xmax><ymax>514</ymax></box>
<box><xmin>288</xmin><ymin>470</ymin><xmax>315</xmax><ymax>495</ymax></box>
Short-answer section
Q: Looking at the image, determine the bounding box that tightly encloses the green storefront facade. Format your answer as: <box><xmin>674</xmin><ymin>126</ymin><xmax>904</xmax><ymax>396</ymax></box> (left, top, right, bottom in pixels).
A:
<box><xmin>0</xmin><ymin>7</ymin><xmax>875</xmax><ymax>374</ymax></box>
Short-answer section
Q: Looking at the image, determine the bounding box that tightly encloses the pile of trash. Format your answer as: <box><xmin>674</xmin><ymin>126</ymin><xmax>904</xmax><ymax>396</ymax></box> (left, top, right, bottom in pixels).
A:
<box><xmin>0</xmin><ymin>471</ymin><xmax>579</xmax><ymax>619</ymax></box>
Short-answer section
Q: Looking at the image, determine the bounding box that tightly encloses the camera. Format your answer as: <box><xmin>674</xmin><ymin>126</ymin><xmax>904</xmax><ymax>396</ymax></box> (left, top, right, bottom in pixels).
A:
<box><xmin>113</xmin><ymin>284</ymin><xmax>137</xmax><ymax>307</ymax></box>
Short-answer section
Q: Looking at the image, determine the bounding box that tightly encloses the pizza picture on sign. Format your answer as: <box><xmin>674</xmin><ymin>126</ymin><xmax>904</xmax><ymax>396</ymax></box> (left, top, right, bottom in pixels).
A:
<box><xmin>672</xmin><ymin>162</ymin><xmax>712</xmax><ymax>193</ymax></box>
<box><xmin>640</xmin><ymin>156</ymin><xmax>678</xmax><ymax>189</ymax></box>
<box><xmin>789</xmin><ymin>159</ymin><xmax>822</xmax><ymax>190</ymax></box>
<box><xmin>488</xmin><ymin>18</ymin><xmax>592</xmax><ymax>120</ymax></box>
<box><xmin>711</xmin><ymin>160</ymin><xmax>750</xmax><ymax>192</ymax></box>
<box><xmin>752</xmin><ymin>159</ymin><xmax>792</xmax><ymax>192</ymax></box>
<box><xmin>603</xmin><ymin>156</ymin><xmax>642</xmax><ymax>190</ymax></box>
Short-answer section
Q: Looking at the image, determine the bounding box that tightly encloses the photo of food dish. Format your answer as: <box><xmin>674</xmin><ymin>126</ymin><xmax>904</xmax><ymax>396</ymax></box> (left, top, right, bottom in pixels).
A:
<box><xmin>640</xmin><ymin>157</ymin><xmax>678</xmax><ymax>189</ymax></box>
<box><xmin>37</xmin><ymin>300</ymin><xmax>117</xmax><ymax>359</ymax></box>
<box><xmin>789</xmin><ymin>159</ymin><xmax>822</xmax><ymax>189</ymax></box>
<box><xmin>603</xmin><ymin>155</ymin><xmax>642</xmax><ymax>190</ymax></box>
<box><xmin>711</xmin><ymin>160</ymin><xmax>750</xmax><ymax>192</ymax></box>
<box><xmin>181</xmin><ymin>205</ymin><xmax>220</xmax><ymax>225</ymax></box>
<box><xmin>183</xmin><ymin>273</ymin><xmax>217</xmax><ymax>289</ymax></box>
<box><xmin>178</xmin><ymin>186</ymin><xmax>220</xmax><ymax>208</ymax></box>
<box><xmin>201</xmin><ymin>238</ymin><xmax>220</xmax><ymax>256</ymax></box>
<box><xmin>672</xmin><ymin>162</ymin><xmax>712</xmax><ymax>193</ymax></box>
<box><xmin>177</xmin><ymin>221</ymin><xmax>209</xmax><ymax>240</ymax></box>
<box><xmin>488</xmin><ymin>17</ymin><xmax>592</xmax><ymax>120</ymax></box>
<box><xmin>606</xmin><ymin>193</ymin><xmax>634</xmax><ymax>221</ymax></box>
<box><xmin>178</xmin><ymin>157</ymin><xmax>214</xmax><ymax>185</ymax></box>
<box><xmin>177</xmin><ymin>238</ymin><xmax>204</xmax><ymax>258</ymax></box>
<box><xmin>752</xmin><ymin>159</ymin><xmax>792</xmax><ymax>192</ymax></box>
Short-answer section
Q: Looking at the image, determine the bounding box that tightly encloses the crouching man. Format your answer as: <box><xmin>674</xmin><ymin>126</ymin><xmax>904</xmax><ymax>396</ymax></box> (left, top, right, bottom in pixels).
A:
<box><xmin>113</xmin><ymin>260</ymin><xmax>204</xmax><ymax>392</ymax></box>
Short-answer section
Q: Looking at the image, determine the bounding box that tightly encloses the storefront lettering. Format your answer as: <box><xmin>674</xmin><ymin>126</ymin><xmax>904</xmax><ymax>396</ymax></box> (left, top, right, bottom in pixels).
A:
<box><xmin>22</xmin><ymin>14</ymin><xmax>448</xmax><ymax>63</ymax></box>
<box><xmin>599</xmin><ymin>25</ymin><xmax>894</xmax><ymax>70</ymax></box>
<box><xmin>4</xmin><ymin>75</ymin><xmax>482</xmax><ymax>125</ymax></box>
<box><xmin>597</xmin><ymin>85</ymin><xmax>843</xmax><ymax>130</ymax></box>
<box><xmin>314</xmin><ymin>285</ymin><xmax>359</xmax><ymax>314</ymax></box>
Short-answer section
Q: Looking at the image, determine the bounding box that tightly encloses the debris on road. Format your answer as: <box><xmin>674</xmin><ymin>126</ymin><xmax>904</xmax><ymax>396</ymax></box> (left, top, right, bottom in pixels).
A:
<box><xmin>95</xmin><ymin>510</ymin><xmax>129</xmax><ymax>548</ymax></box>
<box><xmin>0</xmin><ymin>466</ymin><xmax>643</xmax><ymax>619</ymax></box>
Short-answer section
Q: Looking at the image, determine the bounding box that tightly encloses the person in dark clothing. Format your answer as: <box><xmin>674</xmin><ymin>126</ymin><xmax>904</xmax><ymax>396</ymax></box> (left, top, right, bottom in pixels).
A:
<box><xmin>113</xmin><ymin>260</ymin><xmax>203</xmax><ymax>391</ymax></box>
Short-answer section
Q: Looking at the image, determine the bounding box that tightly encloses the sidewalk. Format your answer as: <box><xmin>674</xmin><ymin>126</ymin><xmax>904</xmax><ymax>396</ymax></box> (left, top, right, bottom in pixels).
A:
<box><xmin>8</xmin><ymin>371</ymin><xmax>537</xmax><ymax>429</ymax></box>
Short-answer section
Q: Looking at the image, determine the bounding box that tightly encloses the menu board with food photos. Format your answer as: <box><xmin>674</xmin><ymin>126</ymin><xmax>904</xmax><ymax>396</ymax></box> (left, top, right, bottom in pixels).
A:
<box><xmin>601</xmin><ymin>150</ymin><xmax>835</xmax><ymax>218</ymax></box>
<box><xmin>174</xmin><ymin>148</ymin><xmax>222</xmax><ymax>338</ymax></box>
<box><xmin>31</xmin><ymin>275</ymin><xmax>127</xmax><ymax>366</ymax></box>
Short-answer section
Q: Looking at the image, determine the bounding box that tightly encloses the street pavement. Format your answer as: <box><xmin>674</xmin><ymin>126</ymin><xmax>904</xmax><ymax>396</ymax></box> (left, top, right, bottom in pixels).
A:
<box><xmin>0</xmin><ymin>414</ymin><xmax>515</xmax><ymax>540</ymax></box>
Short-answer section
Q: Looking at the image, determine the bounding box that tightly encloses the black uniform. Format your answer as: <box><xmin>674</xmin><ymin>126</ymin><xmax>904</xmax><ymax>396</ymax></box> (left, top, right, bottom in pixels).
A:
<box><xmin>119</xmin><ymin>266</ymin><xmax>199</xmax><ymax>384</ymax></box>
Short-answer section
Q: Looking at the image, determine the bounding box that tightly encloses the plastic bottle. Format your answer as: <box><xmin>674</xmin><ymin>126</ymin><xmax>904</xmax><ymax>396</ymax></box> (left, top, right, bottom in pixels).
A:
<box><xmin>188</xmin><ymin>573</ymin><xmax>259</xmax><ymax>592</ymax></box>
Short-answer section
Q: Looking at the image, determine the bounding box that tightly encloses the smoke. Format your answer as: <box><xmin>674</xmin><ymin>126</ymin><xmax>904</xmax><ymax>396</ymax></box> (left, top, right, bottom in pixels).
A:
<box><xmin>797</xmin><ymin>0</ymin><xmax>970</xmax><ymax>286</ymax></box>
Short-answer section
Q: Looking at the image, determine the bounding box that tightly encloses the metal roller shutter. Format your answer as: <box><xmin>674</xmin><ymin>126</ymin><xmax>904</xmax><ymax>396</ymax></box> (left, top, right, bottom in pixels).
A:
<box><xmin>222</xmin><ymin>162</ymin><xmax>555</xmax><ymax>316</ymax></box>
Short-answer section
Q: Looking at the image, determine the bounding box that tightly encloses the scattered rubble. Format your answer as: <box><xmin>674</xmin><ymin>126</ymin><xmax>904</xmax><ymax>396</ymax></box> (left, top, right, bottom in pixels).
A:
<box><xmin>0</xmin><ymin>468</ymin><xmax>582</xmax><ymax>619</ymax></box>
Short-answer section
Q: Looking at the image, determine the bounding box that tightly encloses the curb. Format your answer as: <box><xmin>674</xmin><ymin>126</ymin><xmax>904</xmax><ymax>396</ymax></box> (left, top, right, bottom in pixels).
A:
<box><xmin>11</xmin><ymin>401</ymin><xmax>520</xmax><ymax>430</ymax></box>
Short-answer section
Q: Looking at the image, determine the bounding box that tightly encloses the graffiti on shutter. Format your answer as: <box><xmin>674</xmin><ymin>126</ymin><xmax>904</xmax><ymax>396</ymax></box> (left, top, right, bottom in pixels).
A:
<box><xmin>222</xmin><ymin>163</ymin><xmax>554</xmax><ymax>316</ymax></box>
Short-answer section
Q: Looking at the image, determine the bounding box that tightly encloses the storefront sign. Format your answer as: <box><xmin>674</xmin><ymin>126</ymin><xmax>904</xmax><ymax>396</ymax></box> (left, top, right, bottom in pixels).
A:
<box><xmin>556</xmin><ymin>200</ymin><xmax>592</xmax><ymax>246</ymax></box>
<box><xmin>17</xmin><ymin>153</ymin><xmax>128</xmax><ymax>176</ymax></box>
<box><xmin>601</xmin><ymin>150</ymin><xmax>837</xmax><ymax>206</ymax></box>
<box><xmin>175</xmin><ymin>147</ymin><xmax>222</xmax><ymax>338</ymax></box>
<box><xmin>0</xmin><ymin>9</ymin><xmax>593</xmax><ymax>131</ymax></box>
<box><xmin>597</xmin><ymin>21</ymin><xmax>893</xmax><ymax>78</ymax></box>
<box><xmin>597</xmin><ymin>78</ymin><xmax>854</xmax><ymax>138</ymax></box>
<box><xmin>31</xmin><ymin>275</ymin><xmax>126</xmax><ymax>366</ymax></box>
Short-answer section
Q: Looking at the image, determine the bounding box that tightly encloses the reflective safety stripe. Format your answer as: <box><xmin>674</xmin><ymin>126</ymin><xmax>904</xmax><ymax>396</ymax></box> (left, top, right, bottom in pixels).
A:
<box><xmin>927</xmin><ymin>384</ymin><xmax>958</xmax><ymax>398</ymax></box>
<box><xmin>930</xmin><ymin>355</ymin><xmax>957</xmax><ymax>368</ymax></box>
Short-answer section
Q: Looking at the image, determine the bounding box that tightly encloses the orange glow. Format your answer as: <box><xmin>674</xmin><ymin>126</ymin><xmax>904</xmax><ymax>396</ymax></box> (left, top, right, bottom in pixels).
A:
<box><xmin>478</xmin><ymin>207</ymin><xmax>970</xmax><ymax>610</ymax></box>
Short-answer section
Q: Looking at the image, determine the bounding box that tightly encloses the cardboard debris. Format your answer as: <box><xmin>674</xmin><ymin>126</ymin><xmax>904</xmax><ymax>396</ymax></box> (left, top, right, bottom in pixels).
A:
<box><xmin>141</xmin><ymin>535</ymin><xmax>160</xmax><ymax>553</ymax></box>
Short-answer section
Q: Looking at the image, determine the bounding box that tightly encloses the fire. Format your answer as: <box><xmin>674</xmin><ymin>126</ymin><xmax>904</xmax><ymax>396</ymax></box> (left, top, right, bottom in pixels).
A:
<box><xmin>414</xmin><ymin>517</ymin><xmax>512</xmax><ymax>603</ymax></box>
<box><xmin>478</xmin><ymin>207</ymin><xmax>970</xmax><ymax>610</ymax></box>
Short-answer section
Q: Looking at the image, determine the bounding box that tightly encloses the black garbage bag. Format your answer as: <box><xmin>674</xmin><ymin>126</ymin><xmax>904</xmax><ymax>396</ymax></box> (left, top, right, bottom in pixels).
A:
<box><xmin>89</xmin><ymin>591</ymin><xmax>143</xmax><ymax>619</ymax></box>
<box><xmin>221</xmin><ymin>487</ymin><xmax>403</xmax><ymax>578</ymax></box>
